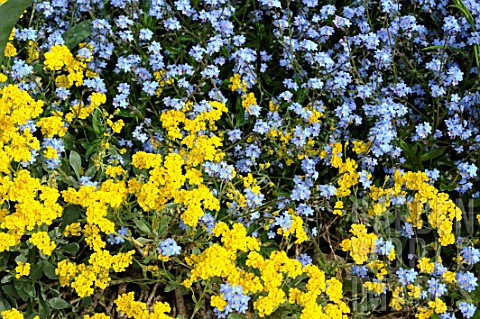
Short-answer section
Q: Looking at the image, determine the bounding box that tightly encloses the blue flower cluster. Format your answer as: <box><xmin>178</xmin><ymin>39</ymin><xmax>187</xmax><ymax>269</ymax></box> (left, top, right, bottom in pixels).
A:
<box><xmin>213</xmin><ymin>283</ymin><xmax>250</xmax><ymax>318</ymax></box>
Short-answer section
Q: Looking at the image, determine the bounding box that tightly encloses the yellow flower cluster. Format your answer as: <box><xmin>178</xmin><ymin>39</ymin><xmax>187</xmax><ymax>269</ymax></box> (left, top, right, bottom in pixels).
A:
<box><xmin>115</xmin><ymin>292</ymin><xmax>174</xmax><ymax>319</ymax></box>
<box><xmin>132</xmin><ymin>151</ymin><xmax>163</xmax><ymax>169</ymax></box>
<box><xmin>4</xmin><ymin>43</ymin><xmax>17</xmax><ymax>58</ymax></box>
<box><xmin>44</xmin><ymin>44</ymin><xmax>86</xmax><ymax>88</ymax></box>
<box><xmin>184</xmin><ymin>222</ymin><xmax>261</xmax><ymax>289</ymax></box>
<box><xmin>352</xmin><ymin>140</ymin><xmax>370</xmax><ymax>154</ymax></box>
<box><xmin>15</xmin><ymin>261</ymin><xmax>30</xmax><ymax>278</ymax></box>
<box><xmin>63</xmin><ymin>223</ymin><xmax>82</xmax><ymax>237</ymax></box>
<box><xmin>66</xmin><ymin>92</ymin><xmax>106</xmax><ymax>122</ymax></box>
<box><xmin>367</xmin><ymin>170</ymin><xmax>462</xmax><ymax>245</ymax></box>
<box><xmin>241</xmin><ymin>92</ymin><xmax>258</xmax><ymax>114</ymax></box>
<box><xmin>153</xmin><ymin>69</ymin><xmax>174</xmax><ymax>95</ymax></box>
<box><xmin>328</xmin><ymin>142</ymin><xmax>360</xmax><ymax>197</ymax></box>
<box><xmin>105</xmin><ymin>165</ymin><xmax>126</xmax><ymax>178</ymax></box>
<box><xmin>160</xmin><ymin>109</ymin><xmax>185</xmax><ymax>140</ymax></box>
<box><xmin>340</xmin><ymin>224</ymin><xmax>378</xmax><ymax>264</ymax></box>
<box><xmin>389</xmin><ymin>287</ymin><xmax>405</xmax><ymax>311</ymax></box>
<box><xmin>3</xmin><ymin>30</ymin><xmax>17</xmax><ymax>57</ymax></box>
<box><xmin>131</xmin><ymin>152</ymin><xmax>186</xmax><ymax>212</ymax></box>
<box><xmin>56</xmin><ymin>250</ymin><xmax>134</xmax><ymax>297</ymax></box>
<box><xmin>0</xmin><ymin>308</ymin><xmax>38</xmax><ymax>319</ymax></box>
<box><xmin>0</xmin><ymin>170</ymin><xmax>62</xmax><ymax>252</ymax></box>
<box><xmin>175</xmin><ymin>185</ymin><xmax>220</xmax><ymax>226</ymax></box>
<box><xmin>363</xmin><ymin>281</ymin><xmax>387</xmax><ymax>295</ymax></box>
<box><xmin>276</xmin><ymin>209</ymin><xmax>308</xmax><ymax>243</ymax></box>
<box><xmin>210</xmin><ymin>295</ymin><xmax>228</xmax><ymax>311</ymax></box>
<box><xmin>248</xmin><ymin>251</ymin><xmax>303</xmax><ymax>316</ymax></box>
<box><xmin>368</xmin><ymin>260</ymin><xmax>389</xmax><ymax>279</ymax></box>
<box><xmin>29</xmin><ymin>231</ymin><xmax>56</xmax><ymax>255</ymax></box>
<box><xmin>37</xmin><ymin>115</ymin><xmax>68</xmax><ymax>137</ymax></box>
<box><xmin>0</xmin><ymin>84</ymin><xmax>43</xmax><ymax>172</ymax></box>
<box><xmin>160</xmin><ymin>101</ymin><xmax>227</xmax><ymax>167</ymax></box>
<box><xmin>397</xmin><ymin>171</ymin><xmax>461</xmax><ymax>246</ymax></box>
<box><xmin>107</xmin><ymin>118</ymin><xmax>124</xmax><ymax>133</ymax></box>
<box><xmin>288</xmin><ymin>264</ymin><xmax>350</xmax><ymax>319</ymax></box>
<box><xmin>62</xmin><ymin>180</ymin><xmax>128</xmax><ymax>244</ymax></box>
<box><xmin>186</xmin><ymin>222</ymin><xmax>349</xmax><ymax>318</ymax></box>
<box><xmin>229</xmin><ymin>73</ymin><xmax>247</xmax><ymax>92</ymax></box>
<box><xmin>132</xmin><ymin>150</ymin><xmax>221</xmax><ymax>226</ymax></box>
<box><xmin>182</xmin><ymin>135</ymin><xmax>224</xmax><ymax>167</ymax></box>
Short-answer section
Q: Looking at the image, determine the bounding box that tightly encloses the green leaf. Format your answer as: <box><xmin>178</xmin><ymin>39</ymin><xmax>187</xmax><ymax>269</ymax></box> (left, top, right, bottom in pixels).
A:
<box><xmin>469</xmin><ymin>197</ymin><xmax>480</xmax><ymax>208</ymax></box>
<box><xmin>422</xmin><ymin>45</ymin><xmax>446</xmax><ymax>51</ymax></box>
<box><xmin>117</xmin><ymin>109</ymin><xmax>137</xmax><ymax>118</ymax></box>
<box><xmin>86</xmin><ymin>138</ymin><xmax>102</xmax><ymax>159</ymax></box>
<box><xmin>48</xmin><ymin>297</ymin><xmax>71</xmax><ymax>309</ymax></box>
<box><xmin>440</xmin><ymin>183</ymin><xmax>456</xmax><ymax>191</ymax></box>
<box><xmin>29</xmin><ymin>263</ymin><xmax>43</xmax><ymax>281</ymax></box>
<box><xmin>420</xmin><ymin>146</ymin><xmax>447</xmax><ymax>162</ymax></box>
<box><xmin>15</xmin><ymin>255</ymin><xmax>27</xmax><ymax>263</ymax></box>
<box><xmin>133</xmin><ymin>219</ymin><xmax>150</xmax><ymax>235</ymax></box>
<box><xmin>84</xmin><ymin>165</ymin><xmax>98</xmax><ymax>178</ymax></box>
<box><xmin>62</xmin><ymin>242</ymin><xmax>80</xmax><ymax>255</ymax></box>
<box><xmin>14</xmin><ymin>281</ymin><xmax>29</xmax><ymax>301</ymax></box>
<box><xmin>62</xmin><ymin>205</ymin><xmax>81</xmax><ymax>229</ymax></box>
<box><xmin>2</xmin><ymin>284</ymin><xmax>19</xmax><ymax>299</ymax></box>
<box><xmin>0</xmin><ymin>0</ymin><xmax>34</xmax><ymax>64</ymax></box>
<box><xmin>23</xmin><ymin>283</ymin><xmax>35</xmax><ymax>298</ymax></box>
<box><xmin>38</xmin><ymin>291</ymin><xmax>50</xmax><ymax>318</ymax></box>
<box><xmin>296</xmin><ymin>88</ymin><xmax>308</xmax><ymax>105</ymax></box>
<box><xmin>41</xmin><ymin>260</ymin><xmax>58</xmax><ymax>280</ymax></box>
<box><xmin>1</xmin><ymin>274</ymin><xmax>13</xmax><ymax>284</ymax></box>
<box><xmin>164</xmin><ymin>283</ymin><xmax>177</xmax><ymax>293</ymax></box>
<box><xmin>92</xmin><ymin>109</ymin><xmax>105</xmax><ymax>136</ymax></box>
<box><xmin>79</xmin><ymin>297</ymin><xmax>91</xmax><ymax>308</ymax></box>
<box><xmin>69</xmin><ymin>150</ymin><xmax>82</xmax><ymax>180</ymax></box>
<box><xmin>61</xmin><ymin>20</ymin><xmax>92</xmax><ymax>50</ymax></box>
<box><xmin>135</xmin><ymin>237</ymin><xmax>152</xmax><ymax>245</ymax></box>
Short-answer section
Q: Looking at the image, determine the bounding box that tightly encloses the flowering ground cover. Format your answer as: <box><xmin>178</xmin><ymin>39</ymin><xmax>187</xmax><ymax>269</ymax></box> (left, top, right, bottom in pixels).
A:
<box><xmin>0</xmin><ymin>0</ymin><xmax>480</xmax><ymax>318</ymax></box>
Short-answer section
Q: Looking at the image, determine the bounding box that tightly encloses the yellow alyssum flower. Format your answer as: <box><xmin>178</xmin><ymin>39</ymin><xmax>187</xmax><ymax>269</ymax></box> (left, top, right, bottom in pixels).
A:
<box><xmin>56</xmin><ymin>260</ymin><xmax>78</xmax><ymax>286</ymax></box>
<box><xmin>37</xmin><ymin>115</ymin><xmax>68</xmax><ymax>137</ymax></box>
<box><xmin>340</xmin><ymin>224</ymin><xmax>378</xmax><ymax>264</ymax></box>
<box><xmin>107</xmin><ymin>118</ymin><xmax>124</xmax><ymax>133</ymax></box>
<box><xmin>1</xmin><ymin>308</ymin><xmax>29</xmax><ymax>319</ymax></box>
<box><xmin>44</xmin><ymin>45</ymin><xmax>74</xmax><ymax>71</ymax></box>
<box><xmin>333</xmin><ymin>200</ymin><xmax>344</xmax><ymax>216</ymax></box>
<box><xmin>4</xmin><ymin>42</ymin><xmax>17</xmax><ymax>57</ymax></box>
<box><xmin>105</xmin><ymin>165</ymin><xmax>125</xmax><ymax>178</ymax></box>
<box><xmin>407</xmin><ymin>284</ymin><xmax>422</xmax><ymax>299</ymax></box>
<box><xmin>59</xmin><ymin>249</ymin><xmax>134</xmax><ymax>297</ymax></box>
<box><xmin>132</xmin><ymin>151</ymin><xmax>163</xmax><ymax>170</ymax></box>
<box><xmin>29</xmin><ymin>231</ymin><xmax>56</xmax><ymax>255</ymax></box>
<box><xmin>15</xmin><ymin>261</ymin><xmax>30</xmax><ymax>278</ymax></box>
<box><xmin>229</xmin><ymin>73</ymin><xmax>247</xmax><ymax>92</ymax></box>
<box><xmin>428</xmin><ymin>298</ymin><xmax>447</xmax><ymax>314</ymax></box>
<box><xmin>326</xmin><ymin>278</ymin><xmax>343</xmax><ymax>304</ymax></box>
<box><xmin>363</xmin><ymin>281</ymin><xmax>386</xmax><ymax>295</ymax></box>
<box><xmin>64</xmin><ymin>222</ymin><xmax>82</xmax><ymax>237</ymax></box>
<box><xmin>442</xmin><ymin>270</ymin><xmax>456</xmax><ymax>284</ymax></box>
<box><xmin>210</xmin><ymin>295</ymin><xmax>227</xmax><ymax>311</ymax></box>
<box><xmin>241</xmin><ymin>92</ymin><xmax>258</xmax><ymax>115</ymax></box>
<box><xmin>417</xmin><ymin>257</ymin><xmax>434</xmax><ymax>274</ymax></box>
<box><xmin>276</xmin><ymin>210</ymin><xmax>308</xmax><ymax>243</ymax></box>
<box><xmin>390</xmin><ymin>287</ymin><xmax>405</xmax><ymax>311</ymax></box>
<box><xmin>115</xmin><ymin>292</ymin><xmax>174</xmax><ymax>319</ymax></box>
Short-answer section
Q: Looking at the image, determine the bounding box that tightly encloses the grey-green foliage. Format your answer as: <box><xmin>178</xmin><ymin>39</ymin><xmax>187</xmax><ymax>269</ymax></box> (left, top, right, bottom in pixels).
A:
<box><xmin>0</xmin><ymin>0</ymin><xmax>34</xmax><ymax>65</ymax></box>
